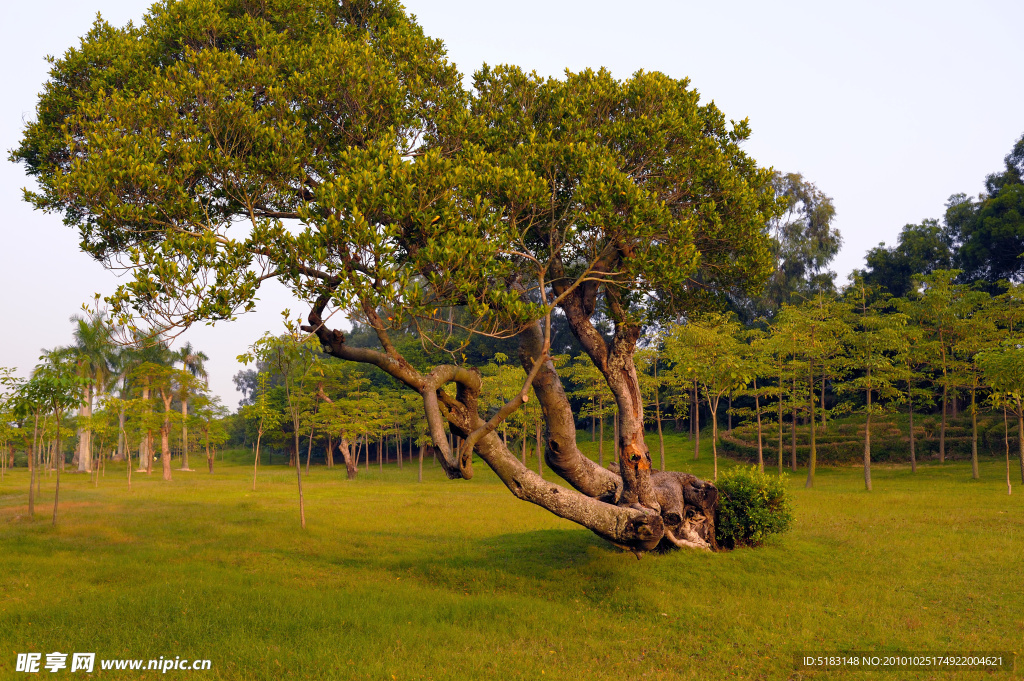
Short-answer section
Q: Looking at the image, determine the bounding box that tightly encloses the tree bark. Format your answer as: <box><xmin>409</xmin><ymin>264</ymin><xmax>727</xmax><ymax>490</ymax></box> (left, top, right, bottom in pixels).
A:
<box><xmin>418</xmin><ymin>443</ymin><xmax>424</xmax><ymax>483</ymax></box>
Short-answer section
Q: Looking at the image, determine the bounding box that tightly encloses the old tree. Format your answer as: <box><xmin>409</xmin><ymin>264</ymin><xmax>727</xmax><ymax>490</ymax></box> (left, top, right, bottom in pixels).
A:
<box><xmin>14</xmin><ymin>0</ymin><xmax>777</xmax><ymax>553</ymax></box>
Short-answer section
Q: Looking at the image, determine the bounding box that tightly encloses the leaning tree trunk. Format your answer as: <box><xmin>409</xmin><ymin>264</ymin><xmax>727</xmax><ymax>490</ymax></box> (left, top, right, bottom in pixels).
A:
<box><xmin>304</xmin><ymin>307</ymin><xmax>718</xmax><ymax>554</ymax></box>
<box><xmin>338</xmin><ymin>434</ymin><xmax>357</xmax><ymax>480</ymax></box>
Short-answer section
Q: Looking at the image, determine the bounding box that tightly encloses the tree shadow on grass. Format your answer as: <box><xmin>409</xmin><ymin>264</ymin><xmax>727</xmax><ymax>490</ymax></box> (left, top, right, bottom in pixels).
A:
<box><xmin>469</xmin><ymin>528</ymin><xmax>611</xmax><ymax>579</ymax></box>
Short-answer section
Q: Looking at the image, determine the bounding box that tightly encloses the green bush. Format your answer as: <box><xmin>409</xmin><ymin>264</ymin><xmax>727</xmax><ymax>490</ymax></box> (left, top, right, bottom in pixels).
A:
<box><xmin>715</xmin><ymin>466</ymin><xmax>794</xmax><ymax>549</ymax></box>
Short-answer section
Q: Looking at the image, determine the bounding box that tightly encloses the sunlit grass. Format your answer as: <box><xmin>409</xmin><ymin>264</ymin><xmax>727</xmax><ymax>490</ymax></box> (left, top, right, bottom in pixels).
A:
<box><xmin>0</xmin><ymin>431</ymin><xmax>1020</xmax><ymax>680</ymax></box>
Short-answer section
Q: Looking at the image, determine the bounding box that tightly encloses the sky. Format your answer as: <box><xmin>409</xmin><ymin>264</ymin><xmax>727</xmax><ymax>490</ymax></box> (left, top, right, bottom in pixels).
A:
<box><xmin>2</xmin><ymin>0</ymin><xmax>1022</xmax><ymax>407</ymax></box>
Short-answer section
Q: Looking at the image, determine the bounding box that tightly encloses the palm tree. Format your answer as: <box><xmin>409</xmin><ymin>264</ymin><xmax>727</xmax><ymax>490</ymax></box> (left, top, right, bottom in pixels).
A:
<box><xmin>70</xmin><ymin>310</ymin><xmax>114</xmax><ymax>473</ymax></box>
<box><xmin>119</xmin><ymin>333</ymin><xmax>174</xmax><ymax>473</ymax></box>
<box><xmin>175</xmin><ymin>342</ymin><xmax>209</xmax><ymax>470</ymax></box>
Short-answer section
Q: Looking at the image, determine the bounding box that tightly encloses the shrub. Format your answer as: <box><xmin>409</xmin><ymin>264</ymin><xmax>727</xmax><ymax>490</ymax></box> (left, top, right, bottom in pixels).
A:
<box><xmin>715</xmin><ymin>466</ymin><xmax>794</xmax><ymax>549</ymax></box>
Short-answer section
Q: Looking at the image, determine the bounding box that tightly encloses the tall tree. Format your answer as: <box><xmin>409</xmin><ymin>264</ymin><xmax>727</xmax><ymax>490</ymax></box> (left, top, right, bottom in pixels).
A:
<box><xmin>945</xmin><ymin>134</ymin><xmax>1024</xmax><ymax>287</ymax></box>
<box><xmin>13</xmin><ymin>0</ymin><xmax>778</xmax><ymax>554</ymax></box>
<box><xmin>860</xmin><ymin>220</ymin><xmax>953</xmax><ymax>298</ymax></box>
<box><xmin>734</xmin><ymin>172</ymin><xmax>840</xmax><ymax>320</ymax></box>
<box><xmin>978</xmin><ymin>341</ymin><xmax>1024</xmax><ymax>485</ymax></box>
<box><xmin>840</xmin><ymin>278</ymin><xmax>906</xmax><ymax>491</ymax></box>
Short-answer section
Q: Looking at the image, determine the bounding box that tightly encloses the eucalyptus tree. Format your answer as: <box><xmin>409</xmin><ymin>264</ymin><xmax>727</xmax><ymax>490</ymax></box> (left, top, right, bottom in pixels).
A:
<box><xmin>13</xmin><ymin>0</ymin><xmax>779</xmax><ymax>554</ymax></box>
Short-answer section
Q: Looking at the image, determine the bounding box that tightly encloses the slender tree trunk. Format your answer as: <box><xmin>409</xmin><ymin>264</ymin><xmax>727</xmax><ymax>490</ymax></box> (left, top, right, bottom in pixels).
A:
<box><xmin>418</xmin><ymin>443</ymin><xmax>424</xmax><ymax>483</ymax></box>
<box><xmin>939</xmin><ymin>384</ymin><xmax>947</xmax><ymax>463</ymax></box>
<box><xmin>378</xmin><ymin>435</ymin><xmax>382</xmax><ymax>473</ymax></box>
<box><xmin>397</xmin><ymin>424</ymin><xmax>403</xmax><ymax>470</ymax></box>
<box><xmin>754</xmin><ymin>377</ymin><xmax>764</xmax><ymax>473</ymax></box>
<box><xmin>52</xmin><ymin>413</ymin><xmax>63</xmax><ymax>525</ymax></box>
<box><xmin>709</xmin><ymin>395</ymin><xmax>719</xmax><ymax>481</ymax></box>
<box><xmin>693</xmin><ymin>389</ymin><xmax>700</xmax><ymax>461</ymax></box>
<box><xmin>117</xmin><ymin>407</ymin><xmax>126</xmax><ymax>461</ymax></box>
<box><xmin>598</xmin><ymin>399</ymin><xmax>604</xmax><ymax>466</ymax></box>
<box><xmin>791</xmin><ymin>374</ymin><xmax>798</xmax><ymax>471</ymax></box>
<box><xmin>863</xmin><ymin>371</ymin><xmax>872</xmax><ymax>492</ymax></box>
<box><xmin>160</xmin><ymin>392</ymin><xmax>173</xmax><ymax>481</ymax></box>
<box><xmin>908</xmin><ymin>389</ymin><xmax>917</xmax><ymax>473</ymax></box>
<box><xmin>294</xmin><ymin>427</ymin><xmax>306</xmax><ymax>529</ymax></box>
<box><xmin>1004</xmin><ymin>407</ymin><xmax>1011</xmax><ymax>495</ymax></box>
<box><xmin>806</xmin><ymin>361</ymin><xmax>817</xmax><ymax>489</ymax></box>
<box><xmin>778</xmin><ymin>370</ymin><xmax>784</xmax><ymax>475</ymax></box>
<box><xmin>253</xmin><ymin>429</ymin><xmax>262</xmax><ymax>491</ymax></box>
<box><xmin>206</xmin><ymin>434</ymin><xmax>213</xmax><ymax>473</ymax></box>
<box><xmin>970</xmin><ymin>383</ymin><xmax>979</xmax><ymax>480</ymax></box>
<box><xmin>521</xmin><ymin>431</ymin><xmax>527</xmax><ymax>466</ymax></box>
<box><xmin>29</xmin><ymin>412</ymin><xmax>38</xmax><ymax>516</ymax></box>
<box><xmin>691</xmin><ymin>382</ymin><xmax>697</xmax><ymax>440</ymax></box>
<box><xmin>1018</xmin><ymin>409</ymin><xmax>1024</xmax><ymax>486</ymax></box>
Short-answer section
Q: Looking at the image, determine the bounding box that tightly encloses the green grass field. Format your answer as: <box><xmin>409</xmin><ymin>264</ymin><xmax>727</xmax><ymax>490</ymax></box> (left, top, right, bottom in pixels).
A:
<box><xmin>0</xmin><ymin>431</ymin><xmax>1021</xmax><ymax>680</ymax></box>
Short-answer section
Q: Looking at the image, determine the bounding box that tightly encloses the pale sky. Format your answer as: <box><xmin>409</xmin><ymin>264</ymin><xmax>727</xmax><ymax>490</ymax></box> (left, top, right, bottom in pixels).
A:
<box><xmin>2</xmin><ymin>0</ymin><xmax>1022</xmax><ymax>407</ymax></box>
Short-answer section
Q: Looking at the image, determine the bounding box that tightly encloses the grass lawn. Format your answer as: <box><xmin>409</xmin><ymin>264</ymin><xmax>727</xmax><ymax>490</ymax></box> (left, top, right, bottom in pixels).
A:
<box><xmin>0</xmin><ymin>431</ymin><xmax>1020</xmax><ymax>679</ymax></box>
